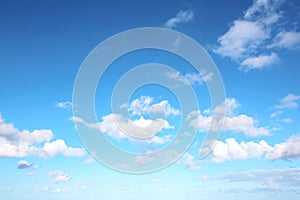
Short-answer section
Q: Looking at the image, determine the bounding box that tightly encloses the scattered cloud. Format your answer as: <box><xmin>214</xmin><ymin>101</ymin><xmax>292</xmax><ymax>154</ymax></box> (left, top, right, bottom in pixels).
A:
<box><xmin>214</xmin><ymin>168</ymin><xmax>300</xmax><ymax>192</ymax></box>
<box><xmin>29</xmin><ymin>139</ymin><xmax>86</xmax><ymax>158</ymax></box>
<box><xmin>177</xmin><ymin>153</ymin><xmax>201</xmax><ymax>170</ymax></box>
<box><xmin>266</xmin><ymin>134</ymin><xmax>300</xmax><ymax>160</ymax></box>
<box><xmin>55</xmin><ymin>101</ymin><xmax>72</xmax><ymax>110</ymax></box>
<box><xmin>270</xmin><ymin>31</ymin><xmax>300</xmax><ymax>49</ymax></box>
<box><xmin>34</xmin><ymin>186</ymin><xmax>69</xmax><ymax>193</ymax></box>
<box><xmin>165</xmin><ymin>71</ymin><xmax>213</xmax><ymax>86</ymax></box>
<box><xmin>150</xmin><ymin>178</ymin><xmax>160</xmax><ymax>183</ymax></box>
<box><xmin>270</xmin><ymin>93</ymin><xmax>300</xmax><ymax>121</ymax></box>
<box><xmin>274</xmin><ymin>93</ymin><xmax>300</xmax><ymax>109</ymax></box>
<box><xmin>71</xmin><ymin>114</ymin><xmax>173</xmax><ymax>144</ymax></box>
<box><xmin>188</xmin><ymin>98</ymin><xmax>270</xmax><ymax>137</ymax></box>
<box><xmin>84</xmin><ymin>157</ymin><xmax>95</xmax><ymax>164</ymax></box>
<box><xmin>48</xmin><ymin>171</ymin><xmax>70</xmax><ymax>183</ymax></box>
<box><xmin>211</xmin><ymin>138</ymin><xmax>272</xmax><ymax>163</ymax></box>
<box><xmin>211</xmin><ymin>134</ymin><xmax>300</xmax><ymax>163</ymax></box>
<box><xmin>214</xmin><ymin>0</ymin><xmax>298</xmax><ymax>72</ymax></box>
<box><xmin>17</xmin><ymin>160</ymin><xmax>37</xmax><ymax>169</ymax></box>
<box><xmin>164</xmin><ymin>10</ymin><xmax>194</xmax><ymax>29</ymax></box>
<box><xmin>128</xmin><ymin>96</ymin><xmax>180</xmax><ymax>117</ymax></box>
<box><xmin>281</xmin><ymin>118</ymin><xmax>292</xmax><ymax>123</ymax></box>
<box><xmin>0</xmin><ymin>115</ymin><xmax>85</xmax><ymax>158</ymax></box>
<box><xmin>240</xmin><ymin>52</ymin><xmax>279</xmax><ymax>71</ymax></box>
<box><xmin>215</xmin><ymin>20</ymin><xmax>269</xmax><ymax>60</ymax></box>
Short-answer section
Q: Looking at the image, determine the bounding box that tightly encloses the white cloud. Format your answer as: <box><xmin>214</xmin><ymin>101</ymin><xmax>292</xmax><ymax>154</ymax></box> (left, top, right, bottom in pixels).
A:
<box><xmin>128</xmin><ymin>96</ymin><xmax>153</xmax><ymax>116</ymax></box>
<box><xmin>177</xmin><ymin>153</ymin><xmax>201</xmax><ymax>170</ymax></box>
<box><xmin>211</xmin><ymin>134</ymin><xmax>300</xmax><ymax>163</ymax></box>
<box><xmin>71</xmin><ymin>114</ymin><xmax>173</xmax><ymax>144</ymax></box>
<box><xmin>151</xmin><ymin>100</ymin><xmax>180</xmax><ymax>117</ymax></box>
<box><xmin>0</xmin><ymin>115</ymin><xmax>85</xmax><ymax>158</ymax></box>
<box><xmin>214</xmin><ymin>20</ymin><xmax>269</xmax><ymax>60</ymax></box>
<box><xmin>128</xmin><ymin>96</ymin><xmax>180</xmax><ymax>117</ymax></box>
<box><xmin>188</xmin><ymin>98</ymin><xmax>270</xmax><ymax>137</ymax></box>
<box><xmin>29</xmin><ymin>139</ymin><xmax>86</xmax><ymax>158</ymax></box>
<box><xmin>266</xmin><ymin>134</ymin><xmax>300</xmax><ymax>160</ymax></box>
<box><xmin>48</xmin><ymin>171</ymin><xmax>70</xmax><ymax>183</ymax></box>
<box><xmin>240</xmin><ymin>52</ymin><xmax>279</xmax><ymax>71</ymax></box>
<box><xmin>165</xmin><ymin>71</ymin><xmax>213</xmax><ymax>86</ymax></box>
<box><xmin>55</xmin><ymin>101</ymin><xmax>72</xmax><ymax>110</ymax></box>
<box><xmin>275</xmin><ymin>93</ymin><xmax>300</xmax><ymax>109</ymax></box>
<box><xmin>164</xmin><ymin>10</ymin><xmax>194</xmax><ymax>29</ymax></box>
<box><xmin>17</xmin><ymin>160</ymin><xmax>38</xmax><ymax>169</ymax></box>
<box><xmin>270</xmin><ymin>31</ymin><xmax>300</xmax><ymax>49</ymax></box>
<box><xmin>214</xmin><ymin>0</ymin><xmax>296</xmax><ymax>71</ymax></box>
<box><xmin>212</xmin><ymin>138</ymin><xmax>272</xmax><ymax>163</ymax></box>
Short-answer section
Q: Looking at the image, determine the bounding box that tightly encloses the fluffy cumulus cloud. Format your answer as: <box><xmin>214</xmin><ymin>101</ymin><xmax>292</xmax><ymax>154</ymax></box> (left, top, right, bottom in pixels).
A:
<box><xmin>214</xmin><ymin>0</ymin><xmax>299</xmax><ymax>72</ymax></box>
<box><xmin>128</xmin><ymin>96</ymin><xmax>180</xmax><ymax>117</ymax></box>
<box><xmin>164</xmin><ymin>10</ymin><xmax>194</xmax><ymax>29</ymax></box>
<box><xmin>17</xmin><ymin>160</ymin><xmax>38</xmax><ymax>169</ymax></box>
<box><xmin>72</xmin><ymin>96</ymin><xmax>179</xmax><ymax>143</ymax></box>
<box><xmin>48</xmin><ymin>171</ymin><xmax>70</xmax><ymax>183</ymax></box>
<box><xmin>188</xmin><ymin>98</ymin><xmax>270</xmax><ymax>137</ymax></box>
<box><xmin>0</xmin><ymin>115</ymin><xmax>85</xmax><ymax>158</ymax></box>
<box><xmin>71</xmin><ymin>114</ymin><xmax>173</xmax><ymax>144</ymax></box>
<box><xmin>211</xmin><ymin>134</ymin><xmax>300</xmax><ymax>163</ymax></box>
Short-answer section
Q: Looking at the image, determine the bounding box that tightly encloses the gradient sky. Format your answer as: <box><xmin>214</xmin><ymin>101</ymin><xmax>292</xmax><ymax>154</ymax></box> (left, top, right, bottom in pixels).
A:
<box><xmin>1</xmin><ymin>0</ymin><xmax>300</xmax><ymax>199</ymax></box>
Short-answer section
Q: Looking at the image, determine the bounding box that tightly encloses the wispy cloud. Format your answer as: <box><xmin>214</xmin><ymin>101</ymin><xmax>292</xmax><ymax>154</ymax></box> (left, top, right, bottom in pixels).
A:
<box><xmin>212</xmin><ymin>168</ymin><xmax>300</xmax><ymax>192</ymax></box>
<box><xmin>275</xmin><ymin>93</ymin><xmax>300</xmax><ymax>109</ymax></box>
<box><xmin>270</xmin><ymin>31</ymin><xmax>300</xmax><ymax>49</ymax></box>
<box><xmin>164</xmin><ymin>10</ymin><xmax>194</xmax><ymax>29</ymax></box>
<box><xmin>165</xmin><ymin>71</ymin><xmax>213</xmax><ymax>86</ymax></box>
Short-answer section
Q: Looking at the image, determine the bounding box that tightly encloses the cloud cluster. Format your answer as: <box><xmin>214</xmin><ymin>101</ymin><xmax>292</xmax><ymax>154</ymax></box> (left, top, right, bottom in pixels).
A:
<box><xmin>127</xmin><ymin>96</ymin><xmax>180</xmax><ymax>117</ymax></box>
<box><xmin>214</xmin><ymin>0</ymin><xmax>300</xmax><ymax>72</ymax></box>
<box><xmin>188</xmin><ymin>98</ymin><xmax>270</xmax><ymax>137</ymax></box>
<box><xmin>211</xmin><ymin>134</ymin><xmax>300</xmax><ymax>163</ymax></box>
<box><xmin>71</xmin><ymin>114</ymin><xmax>173</xmax><ymax>144</ymax></box>
<box><xmin>0</xmin><ymin>115</ymin><xmax>85</xmax><ymax>158</ymax></box>
<box><xmin>164</xmin><ymin>10</ymin><xmax>194</xmax><ymax>29</ymax></box>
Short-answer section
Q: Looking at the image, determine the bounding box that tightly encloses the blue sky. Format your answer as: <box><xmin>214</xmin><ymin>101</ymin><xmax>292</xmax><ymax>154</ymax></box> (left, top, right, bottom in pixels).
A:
<box><xmin>1</xmin><ymin>0</ymin><xmax>300</xmax><ymax>199</ymax></box>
